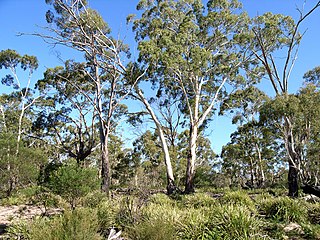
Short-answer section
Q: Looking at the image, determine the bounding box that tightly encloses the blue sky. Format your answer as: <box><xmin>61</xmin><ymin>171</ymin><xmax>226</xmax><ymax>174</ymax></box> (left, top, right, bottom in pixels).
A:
<box><xmin>1</xmin><ymin>0</ymin><xmax>320</xmax><ymax>153</ymax></box>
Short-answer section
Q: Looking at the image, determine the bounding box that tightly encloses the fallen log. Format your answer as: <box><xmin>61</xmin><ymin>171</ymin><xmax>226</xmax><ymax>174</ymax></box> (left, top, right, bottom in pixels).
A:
<box><xmin>301</xmin><ymin>184</ymin><xmax>320</xmax><ymax>198</ymax></box>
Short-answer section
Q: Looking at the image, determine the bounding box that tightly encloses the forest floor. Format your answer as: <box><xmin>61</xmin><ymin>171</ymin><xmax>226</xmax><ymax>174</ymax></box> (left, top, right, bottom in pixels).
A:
<box><xmin>0</xmin><ymin>205</ymin><xmax>61</xmax><ymax>235</ymax></box>
<box><xmin>0</xmin><ymin>189</ymin><xmax>319</xmax><ymax>239</ymax></box>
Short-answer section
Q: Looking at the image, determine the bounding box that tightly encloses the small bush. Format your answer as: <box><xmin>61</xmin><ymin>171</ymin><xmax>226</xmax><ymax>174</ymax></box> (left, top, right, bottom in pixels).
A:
<box><xmin>6</xmin><ymin>221</ymin><xmax>31</xmax><ymax>240</ymax></box>
<box><xmin>81</xmin><ymin>190</ymin><xmax>108</xmax><ymax>208</ymax></box>
<box><xmin>116</xmin><ymin>195</ymin><xmax>142</xmax><ymax>226</ymax></box>
<box><xmin>97</xmin><ymin>200</ymin><xmax>119</xmax><ymax>236</ymax></box>
<box><xmin>178</xmin><ymin>207</ymin><xmax>213</xmax><ymax>239</ymax></box>
<box><xmin>46</xmin><ymin>162</ymin><xmax>100</xmax><ymax>209</ymax></box>
<box><xmin>30</xmin><ymin>187</ymin><xmax>63</xmax><ymax>214</ymax></box>
<box><xmin>259</xmin><ymin>196</ymin><xmax>307</xmax><ymax>223</ymax></box>
<box><xmin>0</xmin><ymin>186</ymin><xmax>40</xmax><ymax>206</ymax></box>
<box><xmin>129</xmin><ymin>218</ymin><xmax>177</xmax><ymax>240</ymax></box>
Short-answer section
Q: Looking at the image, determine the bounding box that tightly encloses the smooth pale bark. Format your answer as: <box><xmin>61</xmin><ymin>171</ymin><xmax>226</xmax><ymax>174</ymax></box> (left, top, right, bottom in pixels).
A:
<box><xmin>256</xmin><ymin>143</ymin><xmax>265</xmax><ymax>187</ymax></box>
<box><xmin>135</xmin><ymin>87</ymin><xmax>177</xmax><ymax>194</ymax></box>
<box><xmin>249</xmin><ymin>156</ymin><xmax>255</xmax><ymax>188</ymax></box>
<box><xmin>182</xmin><ymin>76</ymin><xmax>227</xmax><ymax>193</ymax></box>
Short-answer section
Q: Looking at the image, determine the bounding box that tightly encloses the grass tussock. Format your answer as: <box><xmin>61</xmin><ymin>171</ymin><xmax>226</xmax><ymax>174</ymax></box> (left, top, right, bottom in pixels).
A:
<box><xmin>4</xmin><ymin>189</ymin><xmax>320</xmax><ymax>240</ymax></box>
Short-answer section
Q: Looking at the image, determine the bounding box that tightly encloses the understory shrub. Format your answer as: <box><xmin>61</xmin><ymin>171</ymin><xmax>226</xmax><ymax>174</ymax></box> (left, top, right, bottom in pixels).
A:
<box><xmin>46</xmin><ymin>162</ymin><xmax>100</xmax><ymax>209</ymax></box>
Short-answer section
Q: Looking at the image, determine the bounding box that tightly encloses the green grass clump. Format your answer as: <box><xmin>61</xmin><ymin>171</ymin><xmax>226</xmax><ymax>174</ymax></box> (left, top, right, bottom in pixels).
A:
<box><xmin>259</xmin><ymin>196</ymin><xmax>307</xmax><ymax>223</ymax></box>
<box><xmin>148</xmin><ymin>193</ymin><xmax>175</xmax><ymax>206</ymax></box>
<box><xmin>7</xmin><ymin>208</ymin><xmax>103</xmax><ymax>240</ymax></box>
<box><xmin>80</xmin><ymin>190</ymin><xmax>108</xmax><ymax>208</ymax></box>
<box><xmin>96</xmin><ymin>200</ymin><xmax>119</xmax><ymax>236</ymax></box>
<box><xmin>179</xmin><ymin>207</ymin><xmax>213</xmax><ymax>239</ymax></box>
<box><xmin>180</xmin><ymin>192</ymin><xmax>216</xmax><ymax>209</ymax></box>
<box><xmin>307</xmin><ymin>202</ymin><xmax>320</xmax><ymax>224</ymax></box>
<box><xmin>127</xmin><ymin>201</ymin><xmax>181</xmax><ymax>240</ymax></box>
<box><xmin>301</xmin><ymin>223</ymin><xmax>320</xmax><ymax>239</ymax></box>
<box><xmin>211</xmin><ymin>204</ymin><xmax>262</xmax><ymax>240</ymax></box>
<box><xmin>220</xmin><ymin>190</ymin><xmax>256</xmax><ymax>212</ymax></box>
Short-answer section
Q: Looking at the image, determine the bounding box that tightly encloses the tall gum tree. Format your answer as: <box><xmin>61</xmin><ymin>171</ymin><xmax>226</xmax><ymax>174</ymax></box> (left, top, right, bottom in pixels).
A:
<box><xmin>133</xmin><ymin>0</ymin><xmax>251</xmax><ymax>193</ymax></box>
<box><xmin>35</xmin><ymin>0</ymin><xmax>144</xmax><ymax>193</ymax></box>
<box><xmin>127</xmin><ymin>72</ymin><xmax>181</xmax><ymax>194</ymax></box>
<box><xmin>34</xmin><ymin>60</ymin><xmax>98</xmax><ymax>166</ymax></box>
<box><xmin>0</xmin><ymin>49</ymin><xmax>40</xmax><ymax>195</ymax></box>
<box><xmin>246</xmin><ymin>2</ymin><xmax>320</xmax><ymax>197</ymax></box>
<box><xmin>134</xmin><ymin>88</ymin><xmax>178</xmax><ymax>193</ymax></box>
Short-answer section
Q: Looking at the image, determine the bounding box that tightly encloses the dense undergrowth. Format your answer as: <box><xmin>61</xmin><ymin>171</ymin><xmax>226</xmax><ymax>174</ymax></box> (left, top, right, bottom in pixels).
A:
<box><xmin>1</xmin><ymin>188</ymin><xmax>320</xmax><ymax>240</ymax></box>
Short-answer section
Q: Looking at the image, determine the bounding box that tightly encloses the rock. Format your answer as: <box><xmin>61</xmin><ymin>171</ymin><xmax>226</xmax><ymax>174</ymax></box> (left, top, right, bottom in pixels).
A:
<box><xmin>283</xmin><ymin>223</ymin><xmax>304</xmax><ymax>235</ymax></box>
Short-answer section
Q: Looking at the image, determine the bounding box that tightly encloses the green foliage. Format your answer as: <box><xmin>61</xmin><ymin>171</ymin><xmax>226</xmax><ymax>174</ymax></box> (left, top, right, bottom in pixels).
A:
<box><xmin>8</xmin><ymin>208</ymin><xmax>103</xmax><ymax>240</ymax></box>
<box><xmin>302</xmin><ymin>223</ymin><xmax>320</xmax><ymax>240</ymax></box>
<box><xmin>259</xmin><ymin>196</ymin><xmax>307</xmax><ymax>223</ymax></box>
<box><xmin>180</xmin><ymin>192</ymin><xmax>216</xmax><ymax>209</ymax></box>
<box><xmin>0</xmin><ymin>49</ymin><xmax>38</xmax><ymax>72</ymax></box>
<box><xmin>46</xmin><ymin>162</ymin><xmax>100</xmax><ymax>209</ymax></box>
<box><xmin>6</xmin><ymin>221</ymin><xmax>31</xmax><ymax>240</ymax></box>
<box><xmin>129</xmin><ymin>217</ymin><xmax>177</xmax><ymax>240</ymax></box>
<box><xmin>148</xmin><ymin>193</ymin><xmax>175</xmax><ymax>206</ymax></box>
<box><xmin>211</xmin><ymin>204</ymin><xmax>262</xmax><ymax>240</ymax></box>
<box><xmin>220</xmin><ymin>190</ymin><xmax>256</xmax><ymax>212</ymax></box>
<box><xmin>128</xmin><ymin>201</ymin><xmax>180</xmax><ymax>240</ymax></box>
<box><xmin>96</xmin><ymin>200</ymin><xmax>119</xmax><ymax>236</ymax></box>
<box><xmin>116</xmin><ymin>195</ymin><xmax>142</xmax><ymax>226</ymax></box>
<box><xmin>80</xmin><ymin>190</ymin><xmax>108</xmax><ymax>208</ymax></box>
<box><xmin>307</xmin><ymin>203</ymin><xmax>320</xmax><ymax>225</ymax></box>
<box><xmin>0</xmin><ymin>133</ymin><xmax>47</xmax><ymax>197</ymax></box>
<box><xmin>179</xmin><ymin>207</ymin><xmax>214</xmax><ymax>239</ymax></box>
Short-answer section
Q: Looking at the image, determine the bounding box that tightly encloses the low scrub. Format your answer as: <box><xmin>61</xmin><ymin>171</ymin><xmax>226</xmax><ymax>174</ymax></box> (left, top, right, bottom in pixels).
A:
<box><xmin>258</xmin><ymin>196</ymin><xmax>307</xmax><ymax>223</ymax></box>
<box><xmin>7</xmin><ymin>208</ymin><xmax>103</xmax><ymax>240</ymax></box>
<box><xmin>220</xmin><ymin>190</ymin><xmax>256</xmax><ymax>213</ymax></box>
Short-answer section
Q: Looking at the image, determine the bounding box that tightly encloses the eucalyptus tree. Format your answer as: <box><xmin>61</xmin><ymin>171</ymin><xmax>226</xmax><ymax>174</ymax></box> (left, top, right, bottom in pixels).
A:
<box><xmin>220</xmin><ymin>86</ymin><xmax>276</xmax><ymax>188</ymax></box>
<box><xmin>260</xmin><ymin>85</ymin><xmax>320</xmax><ymax>188</ymax></box>
<box><xmin>246</xmin><ymin>2</ymin><xmax>320</xmax><ymax>196</ymax></box>
<box><xmin>130</xmin><ymin>85</ymin><xmax>178</xmax><ymax>193</ymax></box>
<box><xmin>128</xmin><ymin>75</ymin><xmax>183</xmax><ymax>193</ymax></box>
<box><xmin>176</xmin><ymin>130</ymin><xmax>217</xmax><ymax>187</ymax></box>
<box><xmin>0</xmin><ymin>49</ymin><xmax>39</xmax><ymax>149</ymax></box>
<box><xmin>0</xmin><ymin>49</ymin><xmax>42</xmax><ymax>194</ymax></box>
<box><xmin>132</xmin><ymin>130</ymin><xmax>167</xmax><ymax>188</ymax></box>
<box><xmin>221</xmin><ymin>120</ymin><xmax>282</xmax><ymax>188</ymax></box>
<box><xmin>133</xmin><ymin>0</ymin><xmax>251</xmax><ymax>193</ymax></box>
<box><xmin>37</xmin><ymin>0</ymin><xmax>144</xmax><ymax>192</ymax></box>
<box><xmin>34</xmin><ymin>60</ymin><xmax>98</xmax><ymax>166</ymax></box>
